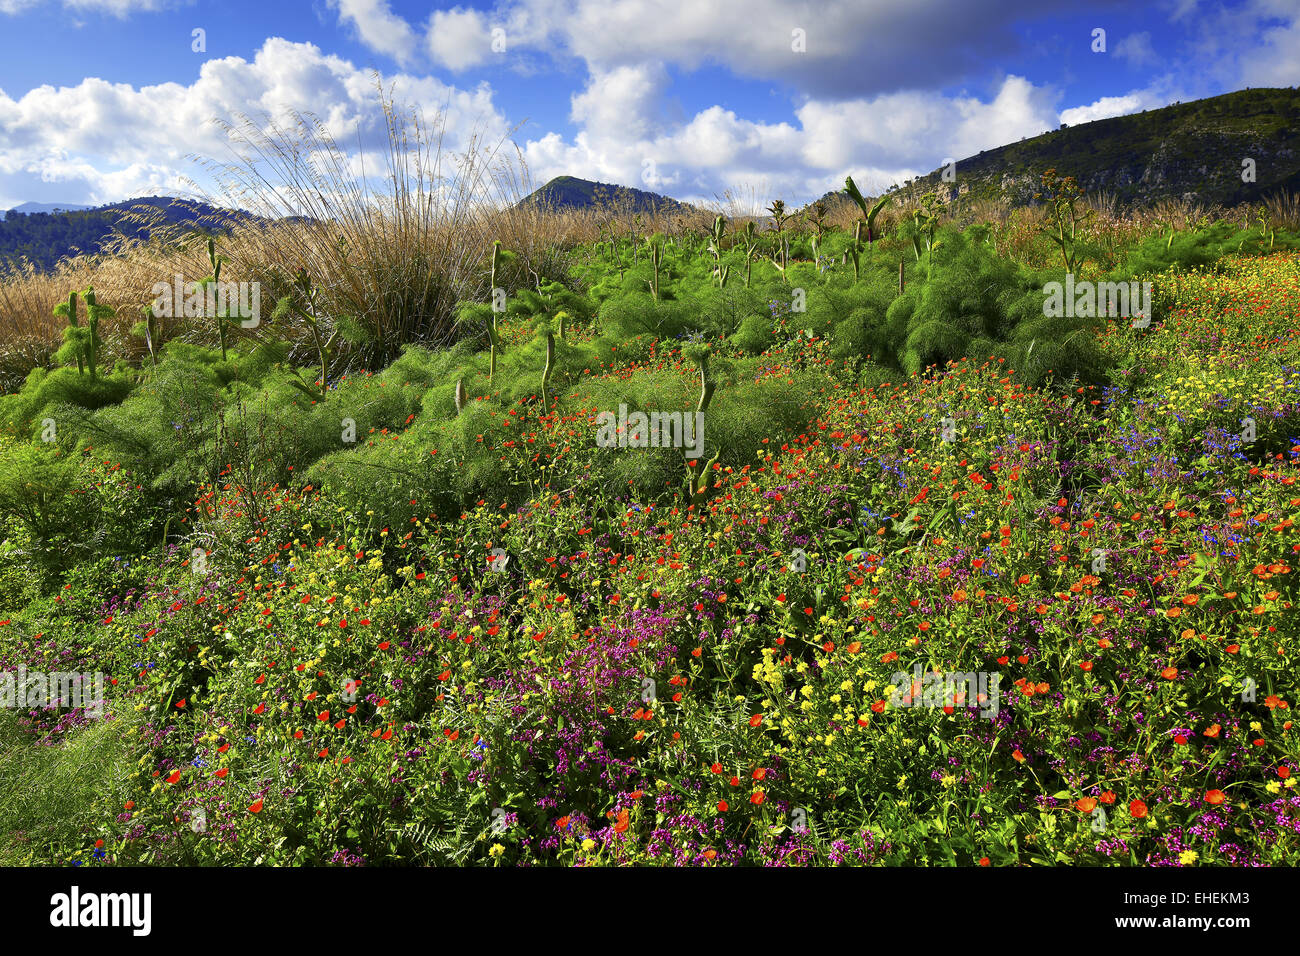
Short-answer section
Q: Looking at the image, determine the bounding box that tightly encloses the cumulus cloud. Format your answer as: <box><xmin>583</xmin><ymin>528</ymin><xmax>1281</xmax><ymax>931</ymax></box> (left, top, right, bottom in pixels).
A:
<box><xmin>425</xmin><ymin>7</ymin><xmax>497</xmax><ymax>71</ymax></box>
<box><xmin>334</xmin><ymin>0</ymin><xmax>1128</xmax><ymax>99</ymax></box>
<box><xmin>1058</xmin><ymin>88</ymin><xmax>1172</xmax><ymax>126</ymax></box>
<box><xmin>329</xmin><ymin>0</ymin><xmax>418</xmax><ymax>67</ymax></box>
<box><xmin>521</xmin><ymin>73</ymin><xmax>1063</xmax><ymax>206</ymax></box>
<box><xmin>0</xmin><ymin>38</ymin><xmax>508</xmax><ymax>206</ymax></box>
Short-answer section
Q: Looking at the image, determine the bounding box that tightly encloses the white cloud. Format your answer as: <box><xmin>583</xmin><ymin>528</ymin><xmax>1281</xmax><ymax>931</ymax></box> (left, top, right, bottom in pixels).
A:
<box><xmin>1239</xmin><ymin>11</ymin><xmax>1300</xmax><ymax>87</ymax></box>
<box><xmin>0</xmin><ymin>37</ymin><xmax>508</xmax><ymax>207</ymax></box>
<box><xmin>1058</xmin><ymin>89</ymin><xmax>1171</xmax><ymax>126</ymax></box>
<box><xmin>570</xmin><ymin>64</ymin><xmax>667</xmax><ymax>142</ymax></box>
<box><xmin>426</xmin><ymin>7</ymin><xmax>495</xmax><ymax>72</ymax></box>
<box><xmin>1114</xmin><ymin>32</ymin><xmax>1159</xmax><ymax>68</ymax></box>
<box><xmin>329</xmin><ymin>0</ymin><xmax>418</xmax><ymax>67</ymax></box>
<box><xmin>522</xmin><ymin>73</ymin><xmax>1063</xmax><ymax>206</ymax></box>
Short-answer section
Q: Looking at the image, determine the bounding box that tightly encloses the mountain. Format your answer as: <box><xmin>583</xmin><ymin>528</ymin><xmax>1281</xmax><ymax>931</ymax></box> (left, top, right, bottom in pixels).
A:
<box><xmin>0</xmin><ymin>196</ymin><xmax>251</xmax><ymax>271</ymax></box>
<box><xmin>518</xmin><ymin>175</ymin><xmax>697</xmax><ymax>216</ymax></box>
<box><xmin>884</xmin><ymin>87</ymin><xmax>1300</xmax><ymax>211</ymax></box>
<box><xmin>4</xmin><ymin>201</ymin><xmax>93</xmax><ymax>215</ymax></box>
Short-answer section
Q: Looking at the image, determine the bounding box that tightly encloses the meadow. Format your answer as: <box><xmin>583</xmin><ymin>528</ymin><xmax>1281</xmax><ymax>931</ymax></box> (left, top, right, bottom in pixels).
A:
<box><xmin>2</xmin><ymin>112</ymin><xmax>1300</xmax><ymax>866</ymax></box>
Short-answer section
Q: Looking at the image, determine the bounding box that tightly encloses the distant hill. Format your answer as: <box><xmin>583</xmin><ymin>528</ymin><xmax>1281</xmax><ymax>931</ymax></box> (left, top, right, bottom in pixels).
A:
<box><xmin>518</xmin><ymin>176</ymin><xmax>698</xmax><ymax>216</ymax></box>
<box><xmin>0</xmin><ymin>196</ymin><xmax>249</xmax><ymax>271</ymax></box>
<box><xmin>841</xmin><ymin>87</ymin><xmax>1300</xmax><ymax>212</ymax></box>
<box><xmin>4</xmin><ymin>201</ymin><xmax>93</xmax><ymax>215</ymax></box>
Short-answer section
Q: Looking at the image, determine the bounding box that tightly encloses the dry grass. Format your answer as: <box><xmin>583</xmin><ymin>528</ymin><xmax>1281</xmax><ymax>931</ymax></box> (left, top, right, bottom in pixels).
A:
<box><xmin>2</xmin><ymin>79</ymin><xmax>1290</xmax><ymax>388</ymax></box>
<box><xmin>1263</xmin><ymin>188</ymin><xmax>1300</xmax><ymax>233</ymax></box>
<box><xmin>0</xmin><ymin>88</ymin><xmax>713</xmax><ymax>379</ymax></box>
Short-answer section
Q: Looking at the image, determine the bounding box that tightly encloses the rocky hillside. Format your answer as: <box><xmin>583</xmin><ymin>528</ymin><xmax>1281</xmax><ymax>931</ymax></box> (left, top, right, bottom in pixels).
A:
<box><xmin>815</xmin><ymin>87</ymin><xmax>1300</xmax><ymax>212</ymax></box>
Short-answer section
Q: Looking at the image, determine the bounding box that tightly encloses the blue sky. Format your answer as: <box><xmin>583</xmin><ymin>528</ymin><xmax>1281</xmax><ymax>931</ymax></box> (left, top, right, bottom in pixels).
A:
<box><xmin>0</xmin><ymin>0</ymin><xmax>1297</xmax><ymax>210</ymax></box>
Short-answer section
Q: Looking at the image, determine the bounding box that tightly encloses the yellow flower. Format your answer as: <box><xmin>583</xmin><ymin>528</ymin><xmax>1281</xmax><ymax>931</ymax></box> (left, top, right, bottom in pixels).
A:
<box><xmin>489</xmin><ymin>843</ymin><xmax>505</xmax><ymax>858</ymax></box>
<box><xmin>1178</xmin><ymin>849</ymin><xmax>1199</xmax><ymax>865</ymax></box>
<box><xmin>581</xmin><ymin>838</ymin><xmax>596</xmax><ymax>852</ymax></box>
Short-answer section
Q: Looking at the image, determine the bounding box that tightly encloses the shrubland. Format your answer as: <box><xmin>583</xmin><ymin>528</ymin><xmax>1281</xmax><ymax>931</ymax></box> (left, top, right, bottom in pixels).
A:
<box><xmin>2</xmin><ymin>139</ymin><xmax>1300</xmax><ymax>865</ymax></box>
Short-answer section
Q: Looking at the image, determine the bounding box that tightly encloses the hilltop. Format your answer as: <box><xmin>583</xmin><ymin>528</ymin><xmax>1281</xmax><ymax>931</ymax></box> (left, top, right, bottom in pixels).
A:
<box><xmin>517</xmin><ymin>175</ymin><xmax>698</xmax><ymax>216</ymax></box>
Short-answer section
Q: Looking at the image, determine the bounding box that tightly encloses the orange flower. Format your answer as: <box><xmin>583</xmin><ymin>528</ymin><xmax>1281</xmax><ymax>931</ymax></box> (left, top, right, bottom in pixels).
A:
<box><xmin>1204</xmin><ymin>789</ymin><xmax>1226</xmax><ymax>805</ymax></box>
<box><xmin>750</xmin><ymin>791</ymin><xmax>765</xmax><ymax>805</ymax></box>
<box><xmin>1075</xmin><ymin>797</ymin><xmax>1097</xmax><ymax>813</ymax></box>
<box><xmin>1129</xmin><ymin>799</ymin><xmax>1148</xmax><ymax>819</ymax></box>
<box><xmin>748</xmin><ymin>714</ymin><xmax>763</xmax><ymax>728</ymax></box>
<box><xmin>1161</xmin><ymin>666</ymin><xmax>1179</xmax><ymax>680</ymax></box>
<box><xmin>716</xmin><ymin>800</ymin><xmax>728</xmax><ymax>813</ymax></box>
<box><xmin>248</xmin><ymin>800</ymin><xmax>264</xmax><ymax>813</ymax></box>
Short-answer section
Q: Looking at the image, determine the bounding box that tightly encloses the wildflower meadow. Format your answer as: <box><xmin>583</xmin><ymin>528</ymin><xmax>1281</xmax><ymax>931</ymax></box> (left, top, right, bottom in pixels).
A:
<box><xmin>3</xmin><ymin>143</ymin><xmax>1299</xmax><ymax>872</ymax></box>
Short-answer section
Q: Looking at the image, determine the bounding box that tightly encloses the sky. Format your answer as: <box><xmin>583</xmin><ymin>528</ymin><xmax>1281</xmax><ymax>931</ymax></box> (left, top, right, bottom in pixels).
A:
<box><xmin>0</xmin><ymin>0</ymin><xmax>1298</xmax><ymax>211</ymax></box>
